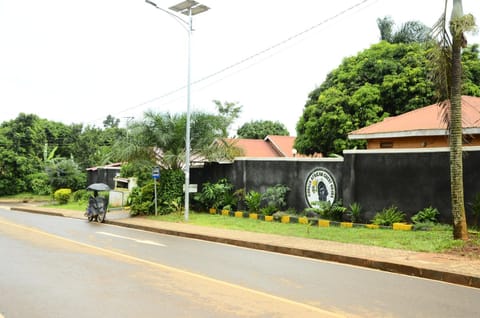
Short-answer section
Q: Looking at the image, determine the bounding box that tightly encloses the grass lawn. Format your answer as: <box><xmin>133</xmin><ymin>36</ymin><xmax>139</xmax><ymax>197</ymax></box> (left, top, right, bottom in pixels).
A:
<box><xmin>147</xmin><ymin>211</ymin><xmax>475</xmax><ymax>253</ymax></box>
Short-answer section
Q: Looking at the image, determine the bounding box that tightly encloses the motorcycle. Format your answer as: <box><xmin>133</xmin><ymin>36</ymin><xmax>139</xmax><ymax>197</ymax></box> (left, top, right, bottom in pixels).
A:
<box><xmin>85</xmin><ymin>183</ymin><xmax>110</xmax><ymax>223</ymax></box>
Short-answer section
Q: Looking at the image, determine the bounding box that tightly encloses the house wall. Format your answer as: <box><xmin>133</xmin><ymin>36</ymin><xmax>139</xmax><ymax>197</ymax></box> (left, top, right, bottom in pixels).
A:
<box><xmin>367</xmin><ymin>135</ymin><xmax>480</xmax><ymax>149</ymax></box>
<box><xmin>191</xmin><ymin>147</ymin><xmax>480</xmax><ymax>225</ymax></box>
<box><xmin>86</xmin><ymin>167</ymin><xmax>119</xmax><ymax>190</ymax></box>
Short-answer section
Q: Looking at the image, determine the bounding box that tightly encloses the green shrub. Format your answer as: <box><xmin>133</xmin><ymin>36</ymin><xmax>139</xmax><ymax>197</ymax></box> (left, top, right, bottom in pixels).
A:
<box><xmin>411</xmin><ymin>206</ymin><xmax>439</xmax><ymax>224</ymax></box>
<box><xmin>72</xmin><ymin>189</ymin><xmax>89</xmax><ymax>202</ymax></box>
<box><xmin>127</xmin><ymin>186</ymin><xmax>154</xmax><ymax>216</ymax></box>
<box><xmin>158</xmin><ymin>169</ymin><xmax>184</xmax><ymax>212</ymax></box>
<box><xmin>349</xmin><ymin>202</ymin><xmax>363</xmax><ymax>223</ymax></box>
<box><xmin>261</xmin><ymin>184</ymin><xmax>290</xmax><ymax>212</ymax></box>
<box><xmin>244</xmin><ymin>190</ymin><xmax>261</xmax><ymax>212</ymax></box>
<box><xmin>320</xmin><ymin>201</ymin><xmax>347</xmax><ymax>222</ymax></box>
<box><xmin>372</xmin><ymin>205</ymin><xmax>406</xmax><ymax>226</ymax></box>
<box><xmin>54</xmin><ymin>188</ymin><xmax>72</xmax><ymax>204</ymax></box>
<box><xmin>194</xmin><ymin>178</ymin><xmax>235</xmax><ymax>210</ymax></box>
<box><xmin>260</xmin><ymin>205</ymin><xmax>277</xmax><ymax>216</ymax></box>
<box><xmin>28</xmin><ymin>172</ymin><xmax>51</xmax><ymax>195</ymax></box>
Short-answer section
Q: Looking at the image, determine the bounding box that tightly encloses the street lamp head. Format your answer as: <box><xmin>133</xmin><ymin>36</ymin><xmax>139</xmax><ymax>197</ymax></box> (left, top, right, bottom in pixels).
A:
<box><xmin>169</xmin><ymin>0</ymin><xmax>210</xmax><ymax>16</ymax></box>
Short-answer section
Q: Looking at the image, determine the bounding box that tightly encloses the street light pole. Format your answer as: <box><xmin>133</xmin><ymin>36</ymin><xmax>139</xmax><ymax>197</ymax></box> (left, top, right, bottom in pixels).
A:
<box><xmin>145</xmin><ymin>0</ymin><xmax>209</xmax><ymax>222</ymax></box>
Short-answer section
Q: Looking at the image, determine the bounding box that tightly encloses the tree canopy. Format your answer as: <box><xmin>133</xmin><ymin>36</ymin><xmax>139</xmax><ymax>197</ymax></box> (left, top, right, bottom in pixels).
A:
<box><xmin>237</xmin><ymin>120</ymin><xmax>290</xmax><ymax>139</ymax></box>
<box><xmin>0</xmin><ymin>113</ymin><xmax>125</xmax><ymax>195</ymax></box>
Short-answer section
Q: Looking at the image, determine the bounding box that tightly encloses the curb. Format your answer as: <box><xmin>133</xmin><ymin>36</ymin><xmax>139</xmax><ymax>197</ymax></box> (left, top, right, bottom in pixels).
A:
<box><xmin>212</xmin><ymin>210</ymin><xmax>413</xmax><ymax>231</ymax></box>
<box><xmin>9</xmin><ymin>206</ymin><xmax>480</xmax><ymax>289</ymax></box>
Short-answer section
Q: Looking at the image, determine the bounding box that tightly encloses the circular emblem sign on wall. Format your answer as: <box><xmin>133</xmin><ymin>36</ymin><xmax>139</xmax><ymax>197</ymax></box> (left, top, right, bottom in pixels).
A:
<box><xmin>305</xmin><ymin>168</ymin><xmax>337</xmax><ymax>207</ymax></box>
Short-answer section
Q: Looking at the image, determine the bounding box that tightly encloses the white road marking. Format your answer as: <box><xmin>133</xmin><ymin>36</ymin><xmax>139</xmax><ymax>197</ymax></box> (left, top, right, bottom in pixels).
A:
<box><xmin>97</xmin><ymin>231</ymin><xmax>166</xmax><ymax>247</ymax></box>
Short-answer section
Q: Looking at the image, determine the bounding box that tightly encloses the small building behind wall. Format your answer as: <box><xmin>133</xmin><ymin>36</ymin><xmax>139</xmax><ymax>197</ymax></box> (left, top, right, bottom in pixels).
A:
<box><xmin>348</xmin><ymin>96</ymin><xmax>480</xmax><ymax>149</ymax></box>
<box><xmin>345</xmin><ymin>96</ymin><xmax>480</xmax><ymax>224</ymax></box>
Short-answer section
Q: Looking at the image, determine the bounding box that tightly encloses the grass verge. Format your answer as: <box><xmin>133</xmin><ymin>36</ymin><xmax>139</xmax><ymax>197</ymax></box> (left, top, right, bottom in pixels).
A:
<box><xmin>147</xmin><ymin>211</ymin><xmax>473</xmax><ymax>253</ymax></box>
<box><xmin>15</xmin><ymin>200</ymin><xmax>480</xmax><ymax>255</ymax></box>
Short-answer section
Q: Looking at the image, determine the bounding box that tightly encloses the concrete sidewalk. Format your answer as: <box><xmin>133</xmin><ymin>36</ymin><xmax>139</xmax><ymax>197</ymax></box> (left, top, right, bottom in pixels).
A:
<box><xmin>8</xmin><ymin>204</ymin><xmax>480</xmax><ymax>289</ymax></box>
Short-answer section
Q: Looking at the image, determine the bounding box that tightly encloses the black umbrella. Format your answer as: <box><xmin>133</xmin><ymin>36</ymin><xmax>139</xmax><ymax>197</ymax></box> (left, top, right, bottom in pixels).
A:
<box><xmin>86</xmin><ymin>183</ymin><xmax>111</xmax><ymax>191</ymax></box>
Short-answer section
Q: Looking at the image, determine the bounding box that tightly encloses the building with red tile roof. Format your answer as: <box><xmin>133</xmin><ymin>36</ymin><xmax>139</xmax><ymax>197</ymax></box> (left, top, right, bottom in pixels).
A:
<box><xmin>348</xmin><ymin>96</ymin><xmax>480</xmax><ymax>149</ymax></box>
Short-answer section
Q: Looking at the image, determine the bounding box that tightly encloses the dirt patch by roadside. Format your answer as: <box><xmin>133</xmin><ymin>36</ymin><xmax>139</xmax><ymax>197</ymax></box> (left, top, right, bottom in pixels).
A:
<box><xmin>446</xmin><ymin>232</ymin><xmax>480</xmax><ymax>259</ymax></box>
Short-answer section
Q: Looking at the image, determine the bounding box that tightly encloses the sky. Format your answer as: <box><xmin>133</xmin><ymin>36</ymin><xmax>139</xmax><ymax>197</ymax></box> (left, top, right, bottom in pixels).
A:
<box><xmin>0</xmin><ymin>0</ymin><xmax>479</xmax><ymax>136</ymax></box>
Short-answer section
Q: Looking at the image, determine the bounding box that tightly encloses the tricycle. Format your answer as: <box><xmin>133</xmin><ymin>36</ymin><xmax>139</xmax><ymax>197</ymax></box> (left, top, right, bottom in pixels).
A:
<box><xmin>85</xmin><ymin>183</ymin><xmax>110</xmax><ymax>223</ymax></box>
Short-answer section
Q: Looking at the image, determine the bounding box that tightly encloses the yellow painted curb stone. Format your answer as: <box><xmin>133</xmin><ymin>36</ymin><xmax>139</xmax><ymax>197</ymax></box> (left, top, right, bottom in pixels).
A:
<box><xmin>298</xmin><ymin>217</ymin><xmax>309</xmax><ymax>224</ymax></box>
<box><xmin>265</xmin><ymin>215</ymin><xmax>274</xmax><ymax>222</ymax></box>
<box><xmin>393</xmin><ymin>223</ymin><xmax>413</xmax><ymax>231</ymax></box>
<box><xmin>281</xmin><ymin>215</ymin><xmax>290</xmax><ymax>223</ymax></box>
<box><xmin>249</xmin><ymin>213</ymin><xmax>258</xmax><ymax>220</ymax></box>
<box><xmin>340</xmin><ymin>222</ymin><xmax>353</xmax><ymax>228</ymax></box>
<box><xmin>318</xmin><ymin>220</ymin><xmax>330</xmax><ymax>227</ymax></box>
<box><xmin>234</xmin><ymin>211</ymin><xmax>243</xmax><ymax>218</ymax></box>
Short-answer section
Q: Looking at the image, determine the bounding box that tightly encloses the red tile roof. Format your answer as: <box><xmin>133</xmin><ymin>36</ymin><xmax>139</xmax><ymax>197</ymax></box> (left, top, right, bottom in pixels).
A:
<box><xmin>223</xmin><ymin>135</ymin><xmax>324</xmax><ymax>158</ymax></box>
<box><xmin>225</xmin><ymin>138</ymin><xmax>279</xmax><ymax>157</ymax></box>
<box><xmin>349</xmin><ymin>96</ymin><xmax>480</xmax><ymax>139</ymax></box>
<box><xmin>224</xmin><ymin>135</ymin><xmax>297</xmax><ymax>158</ymax></box>
<box><xmin>265</xmin><ymin>135</ymin><xmax>296</xmax><ymax>157</ymax></box>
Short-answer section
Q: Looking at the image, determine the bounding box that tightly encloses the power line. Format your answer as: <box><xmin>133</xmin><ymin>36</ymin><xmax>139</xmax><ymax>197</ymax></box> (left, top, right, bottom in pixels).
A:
<box><xmin>100</xmin><ymin>0</ymin><xmax>375</xmax><ymax>123</ymax></box>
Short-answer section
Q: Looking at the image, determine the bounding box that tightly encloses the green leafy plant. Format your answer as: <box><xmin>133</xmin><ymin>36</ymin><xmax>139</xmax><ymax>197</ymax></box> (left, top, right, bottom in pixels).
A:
<box><xmin>162</xmin><ymin>197</ymin><xmax>183</xmax><ymax>214</ymax></box>
<box><xmin>127</xmin><ymin>185</ymin><xmax>154</xmax><ymax>216</ymax></box>
<box><xmin>411</xmin><ymin>206</ymin><xmax>439</xmax><ymax>224</ymax></box>
<box><xmin>372</xmin><ymin>205</ymin><xmax>406</xmax><ymax>226</ymax></box>
<box><xmin>261</xmin><ymin>184</ymin><xmax>290</xmax><ymax>213</ymax></box>
<box><xmin>244</xmin><ymin>190</ymin><xmax>261</xmax><ymax>213</ymax></box>
<box><xmin>194</xmin><ymin>178</ymin><xmax>234</xmax><ymax>210</ymax></box>
<box><xmin>72</xmin><ymin>189</ymin><xmax>89</xmax><ymax>202</ymax></box>
<box><xmin>349</xmin><ymin>202</ymin><xmax>363</xmax><ymax>223</ymax></box>
<box><xmin>53</xmin><ymin>188</ymin><xmax>72</xmax><ymax>205</ymax></box>
<box><xmin>322</xmin><ymin>201</ymin><xmax>347</xmax><ymax>222</ymax></box>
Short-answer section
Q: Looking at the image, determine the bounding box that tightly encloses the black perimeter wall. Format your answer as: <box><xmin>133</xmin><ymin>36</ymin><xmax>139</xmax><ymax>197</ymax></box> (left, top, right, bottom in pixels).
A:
<box><xmin>191</xmin><ymin>147</ymin><xmax>480</xmax><ymax>224</ymax></box>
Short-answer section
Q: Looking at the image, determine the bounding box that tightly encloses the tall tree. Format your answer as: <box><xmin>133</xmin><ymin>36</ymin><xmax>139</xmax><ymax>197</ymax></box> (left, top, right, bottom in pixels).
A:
<box><xmin>430</xmin><ymin>0</ymin><xmax>476</xmax><ymax>240</ymax></box>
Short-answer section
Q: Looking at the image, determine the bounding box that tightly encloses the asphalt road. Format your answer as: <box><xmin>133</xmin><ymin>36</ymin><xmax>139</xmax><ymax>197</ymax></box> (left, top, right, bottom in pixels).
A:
<box><xmin>1</xmin><ymin>208</ymin><xmax>479</xmax><ymax>318</ymax></box>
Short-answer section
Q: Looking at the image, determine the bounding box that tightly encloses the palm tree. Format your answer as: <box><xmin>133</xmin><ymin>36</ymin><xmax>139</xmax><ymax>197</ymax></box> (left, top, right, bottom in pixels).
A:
<box><xmin>113</xmin><ymin>109</ymin><xmax>242</xmax><ymax>170</ymax></box>
<box><xmin>377</xmin><ymin>16</ymin><xmax>431</xmax><ymax>44</ymax></box>
<box><xmin>430</xmin><ymin>0</ymin><xmax>476</xmax><ymax>240</ymax></box>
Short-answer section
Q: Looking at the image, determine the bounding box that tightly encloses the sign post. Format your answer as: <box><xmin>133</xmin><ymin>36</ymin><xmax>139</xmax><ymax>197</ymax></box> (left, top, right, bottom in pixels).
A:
<box><xmin>152</xmin><ymin>167</ymin><xmax>160</xmax><ymax>216</ymax></box>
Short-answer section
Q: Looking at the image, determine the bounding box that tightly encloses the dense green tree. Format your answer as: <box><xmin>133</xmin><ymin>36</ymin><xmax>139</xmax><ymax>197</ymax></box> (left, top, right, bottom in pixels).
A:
<box><xmin>0</xmin><ymin>114</ymin><xmax>45</xmax><ymax>194</ymax></box>
<box><xmin>103</xmin><ymin>115</ymin><xmax>120</xmax><ymax>128</ymax></box>
<box><xmin>430</xmin><ymin>0</ymin><xmax>476</xmax><ymax>240</ymax></box>
<box><xmin>0</xmin><ymin>113</ymin><xmax>126</xmax><ymax>195</ymax></box>
<box><xmin>73</xmin><ymin>125</ymin><xmax>125</xmax><ymax>169</ymax></box>
<box><xmin>237</xmin><ymin>120</ymin><xmax>290</xmax><ymax>139</ymax></box>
